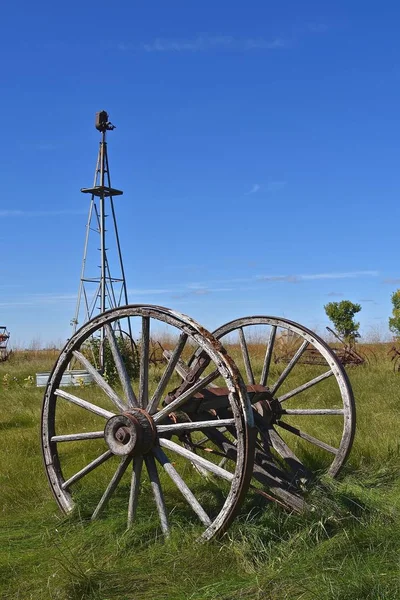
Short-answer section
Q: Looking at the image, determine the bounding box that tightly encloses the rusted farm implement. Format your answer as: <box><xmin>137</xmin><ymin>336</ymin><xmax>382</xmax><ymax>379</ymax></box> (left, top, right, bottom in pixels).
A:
<box><xmin>274</xmin><ymin>326</ymin><xmax>371</xmax><ymax>368</ymax></box>
<box><xmin>388</xmin><ymin>345</ymin><xmax>400</xmax><ymax>372</ymax></box>
<box><xmin>0</xmin><ymin>326</ymin><xmax>10</xmax><ymax>362</ymax></box>
<box><xmin>41</xmin><ymin>308</ymin><xmax>355</xmax><ymax>540</ymax></box>
<box><xmin>40</xmin><ymin>112</ymin><xmax>356</xmax><ymax>540</ymax></box>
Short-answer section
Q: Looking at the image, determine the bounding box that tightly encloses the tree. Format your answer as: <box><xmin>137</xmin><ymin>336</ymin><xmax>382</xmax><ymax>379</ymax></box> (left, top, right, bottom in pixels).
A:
<box><xmin>388</xmin><ymin>289</ymin><xmax>400</xmax><ymax>338</ymax></box>
<box><xmin>324</xmin><ymin>300</ymin><xmax>362</xmax><ymax>345</ymax></box>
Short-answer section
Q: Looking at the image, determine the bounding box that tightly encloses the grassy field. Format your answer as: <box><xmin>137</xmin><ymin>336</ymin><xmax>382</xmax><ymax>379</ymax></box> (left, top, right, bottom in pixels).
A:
<box><xmin>1</xmin><ymin>344</ymin><xmax>399</xmax><ymax>600</ymax></box>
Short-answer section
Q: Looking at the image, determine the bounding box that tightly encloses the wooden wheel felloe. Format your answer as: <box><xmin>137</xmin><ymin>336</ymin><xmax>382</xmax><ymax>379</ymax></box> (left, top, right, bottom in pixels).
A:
<box><xmin>41</xmin><ymin>305</ymin><xmax>255</xmax><ymax>541</ymax></box>
<box><xmin>211</xmin><ymin>316</ymin><xmax>355</xmax><ymax>505</ymax></box>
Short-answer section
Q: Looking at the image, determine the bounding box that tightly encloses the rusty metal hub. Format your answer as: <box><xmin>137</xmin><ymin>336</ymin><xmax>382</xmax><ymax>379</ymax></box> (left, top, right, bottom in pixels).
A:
<box><xmin>104</xmin><ymin>409</ymin><xmax>156</xmax><ymax>456</ymax></box>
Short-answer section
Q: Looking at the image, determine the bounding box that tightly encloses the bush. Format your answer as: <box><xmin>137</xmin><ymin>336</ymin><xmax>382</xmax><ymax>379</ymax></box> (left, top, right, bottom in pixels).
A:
<box><xmin>81</xmin><ymin>333</ymin><xmax>138</xmax><ymax>385</ymax></box>
<box><xmin>324</xmin><ymin>300</ymin><xmax>361</xmax><ymax>345</ymax></box>
<box><xmin>389</xmin><ymin>289</ymin><xmax>400</xmax><ymax>338</ymax></box>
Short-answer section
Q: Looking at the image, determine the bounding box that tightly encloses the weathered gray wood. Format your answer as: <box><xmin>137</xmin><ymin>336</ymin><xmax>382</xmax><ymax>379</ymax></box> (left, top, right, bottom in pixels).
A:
<box><xmin>147</xmin><ymin>333</ymin><xmax>188</xmax><ymax>414</ymax></box>
<box><xmin>145</xmin><ymin>453</ymin><xmax>170</xmax><ymax>536</ymax></box>
<box><xmin>260</xmin><ymin>325</ymin><xmax>277</xmax><ymax>386</ymax></box>
<box><xmin>91</xmin><ymin>455</ymin><xmax>132</xmax><ymax>520</ymax></box>
<box><xmin>138</xmin><ymin>317</ymin><xmax>150</xmax><ymax>409</ymax></box>
<box><xmin>269</xmin><ymin>340</ymin><xmax>309</xmax><ymax>395</ymax></box>
<box><xmin>277</xmin><ymin>420</ymin><xmax>338</xmax><ymax>454</ymax></box>
<box><xmin>159</xmin><ymin>438</ymin><xmax>234</xmax><ymax>481</ymax></box>
<box><xmin>127</xmin><ymin>456</ymin><xmax>143</xmax><ymax>528</ymax></box>
<box><xmin>153</xmin><ymin>447</ymin><xmax>211</xmax><ymax>527</ymax></box>
<box><xmin>162</xmin><ymin>350</ymin><xmax>218</xmax><ymax>388</ymax></box>
<box><xmin>282</xmin><ymin>408</ymin><xmax>344</xmax><ymax>415</ymax></box>
<box><xmin>239</xmin><ymin>327</ymin><xmax>255</xmax><ymax>384</ymax></box>
<box><xmin>62</xmin><ymin>450</ymin><xmax>113</xmax><ymax>489</ymax></box>
<box><xmin>267</xmin><ymin>427</ymin><xmax>311</xmax><ymax>480</ymax></box>
<box><xmin>277</xmin><ymin>370</ymin><xmax>333</xmax><ymax>403</ymax></box>
<box><xmin>203</xmin><ymin>426</ymin><xmax>306</xmax><ymax>512</ymax></box>
<box><xmin>105</xmin><ymin>323</ymin><xmax>138</xmax><ymax>408</ymax></box>
<box><xmin>72</xmin><ymin>350</ymin><xmax>126</xmax><ymax>412</ymax></box>
<box><xmin>51</xmin><ymin>431</ymin><xmax>104</xmax><ymax>442</ymax></box>
<box><xmin>156</xmin><ymin>418</ymin><xmax>235</xmax><ymax>434</ymax></box>
<box><xmin>55</xmin><ymin>388</ymin><xmax>114</xmax><ymax>419</ymax></box>
<box><xmin>42</xmin><ymin>305</ymin><xmax>255</xmax><ymax>541</ymax></box>
<box><xmin>212</xmin><ymin>314</ymin><xmax>356</xmax><ymax>479</ymax></box>
<box><xmin>153</xmin><ymin>369</ymin><xmax>220</xmax><ymax>423</ymax></box>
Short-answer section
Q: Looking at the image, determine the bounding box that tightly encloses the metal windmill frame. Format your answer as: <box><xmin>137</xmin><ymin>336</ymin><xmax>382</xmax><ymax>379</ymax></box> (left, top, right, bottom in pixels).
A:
<box><xmin>70</xmin><ymin>111</ymin><xmax>134</xmax><ymax>370</ymax></box>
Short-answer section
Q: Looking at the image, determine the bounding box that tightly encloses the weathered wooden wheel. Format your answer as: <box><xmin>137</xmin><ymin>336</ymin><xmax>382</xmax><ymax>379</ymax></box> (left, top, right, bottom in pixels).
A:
<box><xmin>41</xmin><ymin>305</ymin><xmax>255</xmax><ymax>541</ymax></box>
<box><xmin>212</xmin><ymin>317</ymin><xmax>355</xmax><ymax>495</ymax></box>
<box><xmin>179</xmin><ymin>316</ymin><xmax>355</xmax><ymax>512</ymax></box>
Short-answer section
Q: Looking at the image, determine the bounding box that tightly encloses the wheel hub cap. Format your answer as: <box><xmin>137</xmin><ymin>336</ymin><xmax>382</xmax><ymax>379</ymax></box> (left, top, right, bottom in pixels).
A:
<box><xmin>104</xmin><ymin>409</ymin><xmax>156</xmax><ymax>456</ymax></box>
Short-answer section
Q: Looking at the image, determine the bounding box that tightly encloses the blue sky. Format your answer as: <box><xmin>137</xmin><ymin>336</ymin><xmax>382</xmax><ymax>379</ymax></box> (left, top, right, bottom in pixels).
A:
<box><xmin>1</xmin><ymin>1</ymin><xmax>399</xmax><ymax>346</ymax></box>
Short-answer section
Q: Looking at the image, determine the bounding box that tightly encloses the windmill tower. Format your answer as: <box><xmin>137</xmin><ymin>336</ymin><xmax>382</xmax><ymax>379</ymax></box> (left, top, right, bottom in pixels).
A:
<box><xmin>71</xmin><ymin>111</ymin><xmax>133</xmax><ymax>369</ymax></box>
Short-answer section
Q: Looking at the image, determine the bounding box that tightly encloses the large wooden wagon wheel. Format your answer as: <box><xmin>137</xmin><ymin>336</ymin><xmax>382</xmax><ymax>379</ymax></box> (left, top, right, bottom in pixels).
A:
<box><xmin>182</xmin><ymin>317</ymin><xmax>355</xmax><ymax>512</ymax></box>
<box><xmin>41</xmin><ymin>306</ymin><xmax>255</xmax><ymax>541</ymax></box>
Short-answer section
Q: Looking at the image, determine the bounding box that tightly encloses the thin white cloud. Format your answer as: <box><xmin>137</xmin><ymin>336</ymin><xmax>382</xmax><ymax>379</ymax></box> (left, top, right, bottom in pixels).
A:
<box><xmin>142</xmin><ymin>35</ymin><xmax>288</xmax><ymax>53</ymax></box>
<box><xmin>244</xmin><ymin>38</ymin><xmax>288</xmax><ymax>49</ymax></box>
<box><xmin>257</xmin><ymin>271</ymin><xmax>379</xmax><ymax>282</ymax></box>
<box><xmin>1</xmin><ymin>270</ymin><xmax>378</xmax><ymax>310</ymax></box>
<box><xmin>245</xmin><ymin>184</ymin><xmax>261</xmax><ymax>195</ymax></box>
<box><xmin>0</xmin><ymin>293</ymin><xmax>77</xmax><ymax>308</ymax></box>
<box><xmin>0</xmin><ymin>210</ymin><xmax>86</xmax><ymax>218</ymax></box>
<box><xmin>327</xmin><ymin>292</ymin><xmax>344</xmax><ymax>297</ymax></box>
<box><xmin>257</xmin><ymin>275</ymin><xmax>299</xmax><ymax>283</ymax></box>
<box><xmin>300</xmin><ymin>271</ymin><xmax>378</xmax><ymax>280</ymax></box>
<box><xmin>127</xmin><ymin>288</ymin><xmax>177</xmax><ymax>296</ymax></box>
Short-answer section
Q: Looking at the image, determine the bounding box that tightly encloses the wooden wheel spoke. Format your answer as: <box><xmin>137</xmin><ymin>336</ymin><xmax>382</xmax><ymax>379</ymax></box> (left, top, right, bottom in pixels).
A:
<box><xmin>268</xmin><ymin>427</ymin><xmax>311</xmax><ymax>480</ymax></box>
<box><xmin>157</xmin><ymin>418</ymin><xmax>235</xmax><ymax>434</ymax></box>
<box><xmin>239</xmin><ymin>327</ymin><xmax>255</xmax><ymax>384</ymax></box>
<box><xmin>147</xmin><ymin>332</ymin><xmax>188</xmax><ymax>414</ymax></box>
<box><xmin>72</xmin><ymin>350</ymin><xmax>126</xmax><ymax>412</ymax></box>
<box><xmin>145</xmin><ymin>453</ymin><xmax>169</xmax><ymax>536</ymax></box>
<box><xmin>51</xmin><ymin>431</ymin><xmax>104</xmax><ymax>443</ymax></box>
<box><xmin>251</xmin><ymin>466</ymin><xmax>306</xmax><ymax>512</ymax></box>
<box><xmin>270</xmin><ymin>340</ymin><xmax>309</xmax><ymax>395</ymax></box>
<box><xmin>277</xmin><ymin>370</ymin><xmax>334</xmax><ymax>403</ymax></box>
<box><xmin>105</xmin><ymin>323</ymin><xmax>138</xmax><ymax>408</ymax></box>
<box><xmin>138</xmin><ymin>317</ymin><xmax>150</xmax><ymax>409</ymax></box>
<box><xmin>159</xmin><ymin>438</ymin><xmax>234</xmax><ymax>481</ymax></box>
<box><xmin>55</xmin><ymin>389</ymin><xmax>115</xmax><ymax>419</ymax></box>
<box><xmin>260</xmin><ymin>325</ymin><xmax>277</xmax><ymax>386</ymax></box>
<box><xmin>153</xmin><ymin>369</ymin><xmax>220</xmax><ymax>423</ymax></box>
<box><xmin>277</xmin><ymin>420</ymin><xmax>338</xmax><ymax>454</ymax></box>
<box><xmin>127</xmin><ymin>456</ymin><xmax>143</xmax><ymax>528</ymax></box>
<box><xmin>92</xmin><ymin>455</ymin><xmax>132</xmax><ymax>520</ymax></box>
<box><xmin>212</xmin><ymin>314</ymin><xmax>355</xmax><ymax>480</ymax></box>
<box><xmin>62</xmin><ymin>450</ymin><xmax>113</xmax><ymax>489</ymax></box>
<box><xmin>153</xmin><ymin>447</ymin><xmax>211</xmax><ymax>527</ymax></box>
<box><xmin>162</xmin><ymin>350</ymin><xmax>218</xmax><ymax>389</ymax></box>
<box><xmin>42</xmin><ymin>305</ymin><xmax>256</xmax><ymax>541</ymax></box>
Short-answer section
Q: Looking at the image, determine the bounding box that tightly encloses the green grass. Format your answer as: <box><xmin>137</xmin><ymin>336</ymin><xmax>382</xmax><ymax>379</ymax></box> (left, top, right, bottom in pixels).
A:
<box><xmin>1</xmin><ymin>348</ymin><xmax>399</xmax><ymax>599</ymax></box>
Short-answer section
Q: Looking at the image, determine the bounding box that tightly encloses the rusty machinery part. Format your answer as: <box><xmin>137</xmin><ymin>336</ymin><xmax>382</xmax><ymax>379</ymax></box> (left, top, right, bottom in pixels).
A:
<box><xmin>95</xmin><ymin>110</ymin><xmax>115</xmax><ymax>132</ymax></box>
<box><xmin>325</xmin><ymin>326</ymin><xmax>377</xmax><ymax>367</ymax></box>
<box><xmin>388</xmin><ymin>345</ymin><xmax>400</xmax><ymax>373</ymax></box>
<box><xmin>178</xmin><ymin>316</ymin><xmax>355</xmax><ymax>512</ymax></box>
<box><xmin>41</xmin><ymin>305</ymin><xmax>255</xmax><ymax>541</ymax></box>
<box><xmin>0</xmin><ymin>326</ymin><xmax>10</xmax><ymax>362</ymax></box>
<box><xmin>149</xmin><ymin>339</ymin><xmax>167</xmax><ymax>366</ymax></box>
